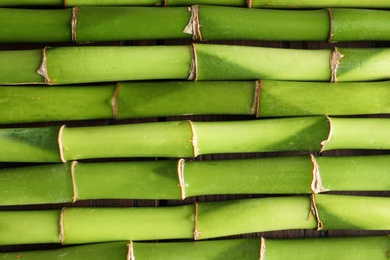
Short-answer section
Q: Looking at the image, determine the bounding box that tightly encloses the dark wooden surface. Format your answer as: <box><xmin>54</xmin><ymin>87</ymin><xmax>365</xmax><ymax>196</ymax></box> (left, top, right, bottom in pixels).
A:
<box><xmin>1</xmin><ymin>37</ymin><xmax>390</xmax><ymax>253</ymax></box>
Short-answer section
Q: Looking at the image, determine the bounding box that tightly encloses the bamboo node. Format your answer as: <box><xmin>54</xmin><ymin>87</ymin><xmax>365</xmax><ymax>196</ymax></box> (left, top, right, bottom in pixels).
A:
<box><xmin>188</xmin><ymin>120</ymin><xmax>199</xmax><ymax>157</ymax></box>
<box><xmin>70</xmin><ymin>161</ymin><xmax>78</xmax><ymax>203</ymax></box>
<box><xmin>193</xmin><ymin>202</ymin><xmax>202</xmax><ymax>240</ymax></box>
<box><xmin>259</xmin><ymin>237</ymin><xmax>266</xmax><ymax>260</ymax></box>
<box><xmin>328</xmin><ymin>8</ymin><xmax>334</xmax><ymax>42</ymax></box>
<box><xmin>330</xmin><ymin>47</ymin><xmax>344</xmax><ymax>82</ymax></box>
<box><xmin>126</xmin><ymin>241</ymin><xmax>134</xmax><ymax>260</ymax></box>
<box><xmin>310</xmin><ymin>154</ymin><xmax>329</xmax><ymax>194</ymax></box>
<box><xmin>58</xmin><ymin>125</ymin><xmax>67</xmax><ymax>162</ymax></box>
<box><xmin>112</xmin><ymin>82</ymin><xmax>120</xmax><ymax>120</ymax></box>
<box><xmin>310</xmin><ymin>195</ymin><xmax>324</xmax><ymax>231</ymax></box>
<box><xmin>71</xmin><ymin>6</ymin><xmax>79</xmax><ymax>43</ymax></box>
<box><xmin>252</xmin><ymin>80</ymin><xmax>261</xmax><ymax>117</ymax></box>
<box><xmin>59</xmin><ymin>207</ymin><xmax>66</xmax><ymax>245</ymax></box>
<box><xmin>320</xmin><ymin>116</ymin><xmax>332</xmax><ymax>152</ymax></box>
<box><xmin>37</xmin><ymin>47</ymin><xmax>52</xmax><ymax>84</ymax></box>
<box><xmin>177</xmin><ymin>159</ymin><xmax>186</xmax><ymax>199</ymax></box>
<box><xmin>183</xmin><ymin>6</ymin><xmax>202</xmax><ymax>41</ymax></box>
<box><xmin>188</xmin><ymin>44</ymin><xmax>198</xmax><ymax>81</ymax></box>
<box><xmin>246</xmin><ymin>0</ymin><xmax>253</xmax><ymax>8</ymax></box>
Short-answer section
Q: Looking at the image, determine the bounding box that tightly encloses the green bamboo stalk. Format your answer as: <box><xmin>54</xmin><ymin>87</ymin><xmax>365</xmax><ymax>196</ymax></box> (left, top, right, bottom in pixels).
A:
<box><xmin>2</xmin><ymin>80</ymin><xmax>390</xmax><ymax>124</ymax></box>
<box><xmin>2</xmin><ymin>0</ymin><xmax>390</xmax><ymax>9</ymax></box>
<box><xmin>4</xmin><ymin>44</ymin><xmax>390</xmax><ymax>84</ymax></box>
<box><xmin>1</xmin><ymin>154</ymin><xmax>390</xmax><ymax>206</ymax></box>
<box><xmin>1</xmin><ymin>116</ymin><xmax>390</xmax><ymax>162</ymax></box>
<box><xmin>1</xmin><ymin>236</ymin><xmax>389</xmax><ymax>259</ymax></box>
<box><xmin>1</xmin><ymin>194</ymin><xmax>390</xmax><ymax>245</ymax></box>
<box><xmin>3</xmin><ymin>6</ymin><xmax>390</xmax><ymax>42</ymax></box>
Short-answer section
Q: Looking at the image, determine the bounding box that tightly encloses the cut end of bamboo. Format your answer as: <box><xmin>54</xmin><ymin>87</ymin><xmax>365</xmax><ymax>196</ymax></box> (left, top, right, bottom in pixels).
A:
<box><xmin>37</xmin><ymin>47</ymin><xmax>52</xmax><ymax>84</ymax></box>
<box><xmin>320</xmin><ymin>116</ymin><xmax>333</xmax><ymax>152</ymax></box>
<box><xmin>183</xmin><ymin>6</ymin><xmax>202</xmax><ymax>41</ymax></box>
<box><xmin>330</xmin><ymin>47</ymin><xmax>344</xmax><ymax>82</ymax></box>
<box><xmin>177</xmin><ymin>159</ymin><xmax>186</xmax><ymax>200</ymax></box>
<box><xmin>126</xmin><ymin>241</ymin><xmax>134</xmax><ymax>260</ymax></box>
<box><xmin>188</xmin><ymin>44</ymin><xmax>198</xmax><ymax>81</ymax></box>
<box><xmin>310</xmin><ymin>154</ymin><xmax>328</xmax><ymax>194</ymax></box>
<box><xmin>310</xmin><ymin>195</ymin><xmax>324</xmax><ymax>231</ymax></box>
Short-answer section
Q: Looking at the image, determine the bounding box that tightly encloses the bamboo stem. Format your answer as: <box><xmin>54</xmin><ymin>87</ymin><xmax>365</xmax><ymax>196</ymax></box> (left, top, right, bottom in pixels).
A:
<box><xmin>2</xmin><ymin>80</ymin><xmax>390</xmax><ymax>124</ymax></box>
<box><xmin>1</xmin><ymin>154</ymin><xmax>389</xmax><ymax>205</ymax></box>
<box><xmin>1</xmin><ymin>236</ymin><xmax>389</xmax><ymax>259</ymax></box>
<box><xmin>4</xmin><ymin>44</ymin><xmax>390</xmax><ymax>84</ymax></box>
<box><xmin>2</xmin><ymin>0</ymin><xmax>390</xmax><ymax>9</ymax></box>
<box><xmin>1</xmin><ymin>116</ymin><xmax>390</xmax><ymax>162</ymax></box>
<box><xmin>2</xmin><ymin>6</ymin><xmax>389</xmax><ymax>42</ymax></box>
<box><xmin>1</xmin><ymin>194</ymin><xmax>390</xmax><ymax>245</ymax></box>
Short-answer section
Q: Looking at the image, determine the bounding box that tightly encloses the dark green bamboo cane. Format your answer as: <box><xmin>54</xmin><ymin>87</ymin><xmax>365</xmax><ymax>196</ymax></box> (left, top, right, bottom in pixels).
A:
<box><xmin>3</xmin><ymin>6</ymin><xmax>390</xmax><ymax>42</ymax></box>
<box><xmin>2</xmin><ymin>0</ymin><xmax>390</xmax><ymax>9</ymax></box>
<box><xmin>1</xmin><ymin>236</ymin><xmax>389</xmax><ymax>259</ymax></box>
<box><xmin>1</xmin><ymin>154</ymin><xmax>390</xmax><ymax>205</ymax></box>
<box><xmin>0</xmin><ymin>194</ymin><xmax>389</xmax><ymax>245</ymax></box>
<box><xmin>3</xmin><ymin>44</ymin><xmax>390</xmax><ymax>84</ymax></box>
<box><xmin>1</xmin><ymin>80</ymin><xmax>390</xmax><ymax>124</ymax></box>
<box><xmin>1</xmin><ymin>116</ymin><xmax>390</xmax><ymax>162</ymax></box>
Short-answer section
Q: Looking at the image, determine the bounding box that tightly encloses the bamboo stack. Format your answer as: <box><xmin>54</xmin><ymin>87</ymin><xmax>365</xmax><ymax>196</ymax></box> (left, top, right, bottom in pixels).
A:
<box><xmin>0</xmin><ymin>2</ymin><xmax>390</xmax><ymax>259</ymax></box>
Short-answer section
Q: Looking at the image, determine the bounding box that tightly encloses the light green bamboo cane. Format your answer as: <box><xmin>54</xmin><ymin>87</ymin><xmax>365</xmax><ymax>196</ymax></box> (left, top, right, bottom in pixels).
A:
<box><xmin>1</xmin><ymin>236</ymin><xmax>389</xmax><ymax>259</ymax></box>
<box><xmin>1</xmin><ymin>154</ymin><xmax>390</xmax><ymax>205</ymax></box>
<box><xmin>2</xmin><ymin>0</ymin><xmax>390</xmax><ymax>9</ymax></box>
<box><xmin>1</xmin><ymin>116</ymin><xmax>390</xmax><ymax>162</ymax></box>
<box><xmin>1</xmin><ymin>80</ymin><xmax>390</xmax><ymax>124</ymax></box>
<box><xmin>2</xmin><ymin>6</ymin><xmax>389</xmax><ymax>42</ymax></box>
<box><xmin>3</xmin><ymin>44</ymin><xmax>390</xmax><ymax>84</ymax></box>
<box><xmin>0</xmin><ymin>194</ymin><xmax>389</xmax><ymax>245</ymax></box>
